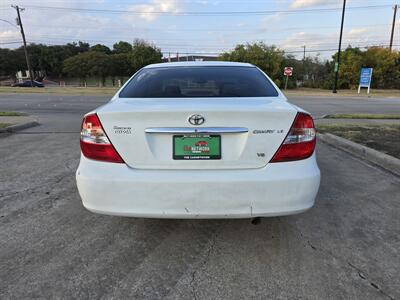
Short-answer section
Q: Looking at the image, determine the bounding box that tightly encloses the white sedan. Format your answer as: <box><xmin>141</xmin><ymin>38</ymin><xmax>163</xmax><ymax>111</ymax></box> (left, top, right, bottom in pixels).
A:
<box><xmin>76</xmin><ymin>61</ymin><xmax>320</xmax><ymax>218</ymax></box>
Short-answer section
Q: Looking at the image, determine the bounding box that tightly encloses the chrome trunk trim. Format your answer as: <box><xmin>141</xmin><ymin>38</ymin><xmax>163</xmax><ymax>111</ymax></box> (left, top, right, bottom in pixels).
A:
<box><xmin>145</xmin><ymin>127</ymin><xmax>248</xmax><ymax>134</ymax></box>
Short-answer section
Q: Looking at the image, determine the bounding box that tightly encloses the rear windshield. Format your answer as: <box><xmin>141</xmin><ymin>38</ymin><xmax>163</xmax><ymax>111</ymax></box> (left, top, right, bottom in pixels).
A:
<box><xmin>119</xmin><ymin>66</ymin><xmax>278</xmax><ymax>98</ymax></box>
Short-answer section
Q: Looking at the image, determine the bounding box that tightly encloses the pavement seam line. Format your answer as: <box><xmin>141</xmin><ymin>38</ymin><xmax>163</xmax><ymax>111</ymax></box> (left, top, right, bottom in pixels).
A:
<box><xmin>189</xmin><ymin>229</ymin><xmax>218</xmax><ymax>300</ymax></box>
<box><xmin>293</xmin><ymin>226</ymin><xmax>396</xmax><ymax>300</ymax></box>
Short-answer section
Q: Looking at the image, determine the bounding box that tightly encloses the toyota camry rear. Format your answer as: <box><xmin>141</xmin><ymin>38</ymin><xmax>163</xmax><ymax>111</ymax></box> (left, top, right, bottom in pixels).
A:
<box><xmin>76</xmin><ymin>61</ymin><xmax>320</xmax><ymax>218</ymax></box>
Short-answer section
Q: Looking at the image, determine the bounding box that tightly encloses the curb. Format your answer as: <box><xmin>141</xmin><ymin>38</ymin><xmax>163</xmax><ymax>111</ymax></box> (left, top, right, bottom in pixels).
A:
<box><xmin>0</xmin><ymin>121</ymin><xmax>40</xmax><ymax>133</ymax></box>
<box><xmin>318</xmin><ymin>133</ymin><xmax>400</xmax><ymax>177</ymax></box>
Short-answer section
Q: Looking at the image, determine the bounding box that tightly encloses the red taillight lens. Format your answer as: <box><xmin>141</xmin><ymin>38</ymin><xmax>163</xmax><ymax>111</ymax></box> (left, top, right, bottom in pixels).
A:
<box><xmin>270</xmin><ymin>112</ymin><xmax>316</xmax><ymax>163</ymax></box>
<box><xmin>80</xmin><ymin>114</ymin><xmax>124</xmax><ymax>163</ymax></box>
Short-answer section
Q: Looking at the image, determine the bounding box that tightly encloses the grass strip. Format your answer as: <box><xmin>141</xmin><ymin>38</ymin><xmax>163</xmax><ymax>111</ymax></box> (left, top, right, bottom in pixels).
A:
<box><xmin>324</xmin><ymin>113</ymin><xmax>400</xmax><ymax>120</ymax></box>
<box><xmin>318</xmin><ymin>124</ymin><xmax>400</xmax><ymax>159</ymax></box>
<box><xmin>0</xmin><ymin>111</ymin><xmax>26</xmax><ymax>116</ymax></box>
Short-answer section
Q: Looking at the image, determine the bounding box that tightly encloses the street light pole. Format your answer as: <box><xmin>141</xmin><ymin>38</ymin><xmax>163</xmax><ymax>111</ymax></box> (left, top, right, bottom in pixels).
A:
<box><xmin>11</xmin><ymin>5</ymin><xmax>34</xmax><ymax>87</ymax></box>
<box><xmin>333</xmin><ymin>0</ymin><xmax>346</xmax><ymax>94</ymax></box>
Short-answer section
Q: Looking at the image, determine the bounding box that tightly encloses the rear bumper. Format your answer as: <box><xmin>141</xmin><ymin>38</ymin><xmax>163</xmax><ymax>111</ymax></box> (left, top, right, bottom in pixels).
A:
<box><xmin>76</xmin><ymin>154</ymin><xmax>320</xmax><ymax>219</ymax></box>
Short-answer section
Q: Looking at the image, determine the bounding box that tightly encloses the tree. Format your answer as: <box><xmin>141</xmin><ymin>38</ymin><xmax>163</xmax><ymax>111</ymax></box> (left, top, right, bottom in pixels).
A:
<box><xmin>109</xmin><ymin>53</ymin><xmax>130</xmax><ymax>86</ymax></box>
<box><xmin>86</xmin><ymin>51</ymin><xmax>112</xmax><ymax>86</ymax></box>
<box><xmin>0</xmin><ymin>48</ymin><xmax>25</xmax><ymax>80</ymax></box>
<box><xmin>330</xmin><ymin>46</ymin><xmax>364</xmax><ymax>89</ymax></box>
<box><xmin>113</xmin><ymin>41</ymin><xmax>132</xmax><ymax>54</ymax></box>
<box><xmin>90</xmin><ymin>44</ymin><xmax>111</xmax><ymax>54</ymax></box>
<box><xmin>63</xmin><ymin>52</ymin><xmax>90</xmax><ymax>86</ymax></box>
<box><xmin>63</xmin><ymin>51</ymin><xmax>112</xmax><ymax>86</ymax></box>
<box><xmin>127</xmin><ymin>39</ymin><xmax>162</xmax><ymax>74</ymax></box>
<box><xmin>363</xmin><ymin>47</ymin><xmax>400</xmax><ymax>89</ymax></box>
<box><xmin>328</xmin><ymin>46</ymin><xmax>400</xmax><ymax>89</ymax></box>
<box><xmin>0</xmin><ymin>42</ymin><xmax>91</xmax><ymax>80</ymax></box>
<box><xmin>220</xmin><ymin>42</ymin><xmax>286</xmax><ymax>87</ymax></box>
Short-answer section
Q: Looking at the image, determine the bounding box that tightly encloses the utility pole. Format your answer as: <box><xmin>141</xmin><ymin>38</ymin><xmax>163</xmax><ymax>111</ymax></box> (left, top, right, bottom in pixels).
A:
<box><xmin>333</xmin><ymin>0</ymin><xmax>346</xmax><ymax>94</ymax></box>
<box><xmin>302</xmin><ymin>45</ymin><xmax>306</xmax><ymax>82</ymax></box>
<box><xmin>12</xmin><ymin>5</ymin><xmax>34</xmax><ymax>86</ymax></box>
<box><xmin>389</xmin><ymin>4</ymin><xmax>398</xmax><ymax>51</ymax></box>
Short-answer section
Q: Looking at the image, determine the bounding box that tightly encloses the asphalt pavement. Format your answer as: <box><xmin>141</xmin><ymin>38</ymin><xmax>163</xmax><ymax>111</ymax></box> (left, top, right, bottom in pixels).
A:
<box><xmin>1</xmin><ymin>93</ymin><xmax>400</xmax><ymax>133</ymax></box>
<box><xmin>1</xmin><ymin>93</ymin><xmax>399</xmax><ymax>299</ymax></box>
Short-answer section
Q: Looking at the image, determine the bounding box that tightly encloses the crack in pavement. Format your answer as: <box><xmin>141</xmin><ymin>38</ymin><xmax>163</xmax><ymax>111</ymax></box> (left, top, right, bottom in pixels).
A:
<box><xmin>189</xmin><ymin>230</ymin><xmax>219</xmax><ymax>300</ymax></box>
<box><xmin>0</xmin><ymin>172</ymin><xmax>71</xmax><ymax>200</ymax></box>
<box><xmin>295</xmin><ymin>229</ymin><xmax>396</xmax><ymax>300</ymax></box>
<box><xmin>0</xmin><ymin>172</ymin><xmax>73</xmax><ymax>221</ymax></box>
<box><xmin>346</xmin><ymin>261</ymin><xmax>395</xmax><ymax>300</ymax></box>
<box><xmin>0</xmin><ymin>157</ymin><xmax>77</xmax><ymax>200</ymax></box>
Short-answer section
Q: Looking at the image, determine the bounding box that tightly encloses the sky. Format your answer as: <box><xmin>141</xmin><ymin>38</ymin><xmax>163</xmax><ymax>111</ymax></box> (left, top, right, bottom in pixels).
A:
<box><xmin>0</xmin><ymin>0</ymin><xmax>398</xmax><ymax>60</ymax></box>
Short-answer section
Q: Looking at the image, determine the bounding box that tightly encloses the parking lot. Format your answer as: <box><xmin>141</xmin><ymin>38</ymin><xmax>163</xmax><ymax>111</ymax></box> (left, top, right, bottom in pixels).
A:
<box><xmin>1</xmin><ymin>93</ymin><xmax>400</xmax><ymax>299</ymax></box>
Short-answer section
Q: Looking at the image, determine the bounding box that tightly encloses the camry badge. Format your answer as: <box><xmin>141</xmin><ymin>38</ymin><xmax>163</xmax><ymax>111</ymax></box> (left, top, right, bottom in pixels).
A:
<box><xmin>188</xmin><ymin>114</ymin><xmax>205</xmax><ymax>126</ymax></box>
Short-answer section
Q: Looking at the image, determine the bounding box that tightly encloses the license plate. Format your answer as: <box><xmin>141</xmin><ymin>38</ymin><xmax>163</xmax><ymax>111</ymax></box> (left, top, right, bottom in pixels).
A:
<box><xmin>173</xmin><ymin>135</ymin><xmax>221</xmax><ymax>160</ymax></box>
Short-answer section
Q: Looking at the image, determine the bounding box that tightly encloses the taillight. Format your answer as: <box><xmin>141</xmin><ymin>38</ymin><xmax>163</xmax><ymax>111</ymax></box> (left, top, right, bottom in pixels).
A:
<box><xmin>80</xmin><ymin>113</ymin><xmax>124</xmax><ymax>163</ymax></box>
<box><xmin>270</xmin><ymin>112</ymin><xmax>316</xmax><ymax>163</ymax></box>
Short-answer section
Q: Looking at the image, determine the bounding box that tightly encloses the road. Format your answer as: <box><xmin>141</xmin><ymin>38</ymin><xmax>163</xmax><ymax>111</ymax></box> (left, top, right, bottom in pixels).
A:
<box><xmin>1</xmin><ymin>93</ymin><xmax>399</xmax><ymax>299</ymax></box>
<box><xmin>1</xmin><ymin>94</ymin><xmax>400</xmax><ymax>132</ymax></box>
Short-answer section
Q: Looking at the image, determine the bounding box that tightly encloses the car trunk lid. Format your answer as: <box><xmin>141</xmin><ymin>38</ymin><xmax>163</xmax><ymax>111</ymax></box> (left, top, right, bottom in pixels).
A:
<box><xmin>97</xmin><ymin>97</ymin><xmax>297</xmax><ymax>169</ymax></box>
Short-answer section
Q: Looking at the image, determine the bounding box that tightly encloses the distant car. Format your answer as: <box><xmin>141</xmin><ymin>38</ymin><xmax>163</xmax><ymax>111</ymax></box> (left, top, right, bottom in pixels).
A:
<box><xmin>12</xmin><ymin>80</ymin><xmax>44</xmax><ymax>88</ymax></box>
<box><xmin>76</xmin><ymin>61</ymin><xmax>320</xmax><ymax>219</ymax></box>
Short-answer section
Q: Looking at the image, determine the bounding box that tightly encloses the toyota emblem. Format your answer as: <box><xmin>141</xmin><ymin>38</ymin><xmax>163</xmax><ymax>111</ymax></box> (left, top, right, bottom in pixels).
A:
<box><xmin>188</xmin><ymin>114</ymin><xmax>205</xmax><ymax>126</ymax></box>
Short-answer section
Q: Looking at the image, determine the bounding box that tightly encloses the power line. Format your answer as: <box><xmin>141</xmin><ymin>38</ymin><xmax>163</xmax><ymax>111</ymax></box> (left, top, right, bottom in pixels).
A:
<box><xmin>5</xmin><ymin>38</ymin><xmax>394</xmax><ymax>52</ymax></box>
<box><xmin>21</xmin><ymin>34</ymin><xmax>393</xmax><ymax>49</ymax></box>
<box><xmin>159</xmin><ymin>44</ymin><xmax>400</xmax><ymax>55</ymax></box>
<box><xmin>22</xmin><ymin>4</ymin><xmax>392</xmax><ymax>16</ymax></box>
<box><xmin>25</xmin><ymin>22</ymin><xmax>393</xmax><ymax>32</ymax></box>
<box><xmin>0</xmin><ymin>41</ymin><xmax>22</xmax><ymax>45</ymax></box>
<box><xmin>0</xmin><ymin>18</ymin><xmax>19</xmax><ymax>28</ymax></box>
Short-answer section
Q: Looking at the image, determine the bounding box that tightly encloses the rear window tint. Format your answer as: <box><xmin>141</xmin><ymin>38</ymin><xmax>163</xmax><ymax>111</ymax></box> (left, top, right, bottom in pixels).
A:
<box><xmin>119</xmin><ymin>66</ymin><xmax>278</xmax><ymax>98</ymax></box>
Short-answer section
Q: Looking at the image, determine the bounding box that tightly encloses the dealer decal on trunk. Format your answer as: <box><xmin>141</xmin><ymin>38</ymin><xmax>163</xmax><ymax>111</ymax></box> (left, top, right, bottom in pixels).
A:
<box><xmin>113</xmin><ymin>126</ymin><xmax>132</xmax><ymax>134</ymax></box>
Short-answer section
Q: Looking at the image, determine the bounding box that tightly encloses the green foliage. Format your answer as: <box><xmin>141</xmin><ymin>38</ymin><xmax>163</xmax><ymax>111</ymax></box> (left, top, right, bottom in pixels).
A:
<box><xmin>109</xmin><ymin>53</ymin><xmax>130</xmax><ymax>85</ymax></box>
<box><xmin>0</xmin><ymin>42</ymin><xmax>91</xmax><ymax>79</ymax></box>
<box><xmin>0</xmin><ymin>39</ymin><xmax>161</xmax><ymax>86</ymax></box>
<box><xmin>220</xmin><ymin>42</ymin><xmax>400</xmax><ymax>90</ymax></box>
<box><xmin>63</xmin><ymin>51</ymin><xmax>111</xmax><ymax>86</ymax></box>
<box><xmin>0</xmin><ymin>111</ymin><xmax>26</xmax><ymax>116</ymax></box>
<box><xmin>63</xmin><ymin>52</ymin><xmax>90</xmax><ymax>84</ymax></box>
<box><xmin>62</xmin><ymin>40</ymin><xmax>161</xmax><ymax>86</ymax></box>
<box><xmin>0</xmin><ymin>48</ymin><xmax>25</xmax><ymax>78</ymax></box>
<box><xmin>363</xmin><ymin>47</ymin><xmax>400</xmax><ymax>89</ymax></box>
<box><xmin>330</xmin><ymin>46</ymin><xmax>400</xmax><ymax>89</ymax></box>
<box><xmin>324</xmin><ymin>113</ymin><xmax>400</xmax><ymax>119</ymax></box>
<box><xmin>90</xmin><ymin>44</ymin><xmax>111</xmax><ymax>54</ymax></box>
<box><xmin>113</xmin><ymin>41</ymin><xmax>132</xmax><ymax>54</ymax></box>
<box><xmin>127</xmin><ymin>39</ymin><xmax>162</xmax><ymax>74</ymax></box>
<box><xmin>220</xmin><ymin>42</ymin><xmax>285</xmax><ymax>86</ymax></box>
<box><xmin>219</xmin><ymin>42</ymin><xmax>329</xmax><ymax>89</ymax></box>
<box><xmin>1</xmin><ymin>38</ymin><xmax>398</xmax><ymax>90</ymax></box>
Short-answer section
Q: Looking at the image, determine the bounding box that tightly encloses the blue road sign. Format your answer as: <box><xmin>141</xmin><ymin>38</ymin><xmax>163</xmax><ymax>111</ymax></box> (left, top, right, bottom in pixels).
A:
<box><xmin>359</xmin><ymin>68</ymin><xmax>373</xmax><ymax>87</ymax></box>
